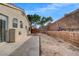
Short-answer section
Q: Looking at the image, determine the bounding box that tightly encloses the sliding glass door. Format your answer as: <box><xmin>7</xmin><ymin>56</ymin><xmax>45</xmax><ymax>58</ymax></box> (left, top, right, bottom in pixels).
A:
<box><xmin>0</xmin><ymin>20</ymin><xmax>6</xmax><ymax>42</ymax></box>
<box><xmin>0</xmin><ymin>14</ymin><xmax>8</xmax><ymax>42</ymax></box>
<box><xmin>0</xmin><ymin>20</ymin><xmax>2</xmax><ymax>42</ymax></box>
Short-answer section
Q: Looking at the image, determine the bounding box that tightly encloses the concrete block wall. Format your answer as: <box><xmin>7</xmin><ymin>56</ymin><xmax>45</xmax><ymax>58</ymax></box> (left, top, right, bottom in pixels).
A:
<box><xmin>46</xmin><ymin>31</ymin><xmax>79</xmax><ymax>47</ymax></box>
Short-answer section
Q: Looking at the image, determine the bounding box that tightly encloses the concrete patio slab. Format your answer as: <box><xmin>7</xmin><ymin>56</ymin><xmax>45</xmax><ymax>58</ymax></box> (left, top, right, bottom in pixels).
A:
<box><xmin>0</xmin><ymin>36</ymin><xmax>31</xmax><ymax>56</ymax></box>
<box><xmin>10</xmin><ymin>36</ymin><xmax>39</xmax><ymax>56</ymax></box>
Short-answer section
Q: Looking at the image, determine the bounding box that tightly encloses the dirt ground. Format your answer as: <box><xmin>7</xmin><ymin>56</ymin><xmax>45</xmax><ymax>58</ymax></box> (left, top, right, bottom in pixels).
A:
<box><xmin>38</xmin><ymin>33</ymin><xmax>79</xmax><ymax>56</ymax></box>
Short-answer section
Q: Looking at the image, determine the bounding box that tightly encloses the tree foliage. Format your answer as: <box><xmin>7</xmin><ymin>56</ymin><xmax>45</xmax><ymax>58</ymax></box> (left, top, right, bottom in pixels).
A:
<box><xmin>27</xmin><ymin>14</ymin><xmax>53</xmax><ymax>28</ymax></box>
<box><xmin>27</xmin><ymin>14</ymin><xmax>40</xmax><ymax>23</ymax></box>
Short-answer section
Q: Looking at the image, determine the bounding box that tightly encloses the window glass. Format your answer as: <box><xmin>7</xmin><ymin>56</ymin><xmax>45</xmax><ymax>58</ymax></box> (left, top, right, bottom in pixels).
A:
<box><xmin>13</xmin><ymin>18</ymin><xmax>18</xmax><ymax>28</ymax></box>
<box><xmin>25</xmin><ymin>26</ymin><xmax>27</xmax><ymax>30</ymax></box>
<box><xmin>20</xmin><ymin>21</ymin><xmax>23</xmax><ymax>28</ymax></box>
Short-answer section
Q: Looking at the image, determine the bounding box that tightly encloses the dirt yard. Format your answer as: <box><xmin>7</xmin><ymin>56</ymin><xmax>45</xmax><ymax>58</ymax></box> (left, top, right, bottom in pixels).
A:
<box><xmin>38</xmin><ymin>33</ymin><xmax>79</xmax><ymax>56</ymax></box>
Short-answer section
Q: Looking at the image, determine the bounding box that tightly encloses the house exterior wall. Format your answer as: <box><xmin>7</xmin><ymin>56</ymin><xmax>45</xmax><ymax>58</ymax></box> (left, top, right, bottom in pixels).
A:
<box><xmin>47</xmin><ymin>9</ymin><xmax>79</xmax><ymax>31</ymax></box>
<box><xmin>0</xmin><ymin>3</ymin><xmax>30</xmax><ymax>42</ymax></box>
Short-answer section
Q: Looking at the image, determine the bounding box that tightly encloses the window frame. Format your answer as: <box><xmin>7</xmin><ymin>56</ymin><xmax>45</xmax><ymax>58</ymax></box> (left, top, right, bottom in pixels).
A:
<box><xmin>13</xmin><ymin>18</ymin><xmax>18</xmax><ymax>28</ymax></box>
<box><xmin>20</xmin><ymin>21</ymin><xmax>23</xmax><ymax>28</ymax></box>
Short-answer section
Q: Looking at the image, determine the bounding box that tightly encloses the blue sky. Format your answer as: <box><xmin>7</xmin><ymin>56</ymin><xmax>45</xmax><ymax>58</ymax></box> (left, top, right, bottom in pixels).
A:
<box><xmin>15</xmin><ymin>3</ymin><xmax>79</xmax><ymax>22</ymax></box>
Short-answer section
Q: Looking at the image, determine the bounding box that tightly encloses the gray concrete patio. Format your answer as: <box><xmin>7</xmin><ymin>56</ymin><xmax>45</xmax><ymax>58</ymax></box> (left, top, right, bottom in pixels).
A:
<box><xmin>0</xmin><ymin>36</ymin><xmax>31</xmax><ymax>56</ymax></box>
<box><xmin>9</xmin><ymin>36</ymin><xmax>39</xmax><ymax>56</ymax></box>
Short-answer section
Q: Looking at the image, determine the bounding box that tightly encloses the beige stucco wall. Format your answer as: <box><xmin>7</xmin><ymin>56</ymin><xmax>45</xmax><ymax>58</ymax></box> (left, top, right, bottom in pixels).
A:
<box><xmin>0</xmin><ymin>3</ymin><xmax>30</xmax><ymax>42</ymax></box>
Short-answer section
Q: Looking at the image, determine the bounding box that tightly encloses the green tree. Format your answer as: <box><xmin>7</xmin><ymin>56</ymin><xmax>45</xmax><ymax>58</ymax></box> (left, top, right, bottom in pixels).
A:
<box><xmin>27</xmin><ymin>14</ymin><xmax>53</xmax><ymax>29</ymax></box>
<box><xmin>37</xmin><ymin>16</ymin><xmax>53</xmax><ymax>28</ymax></box>
<box><xmin>37</xmin><ymin>17</ymin><xmax>46</xmax><ymax>28</ymax></box>
<box><xmin>27</xmin><ymin>14</ymin><xmax>41</xmax><ymax>28</ymax></box>
<box><xmin>46</xmin><ymin>16</ymin><xmax>52</xmax><ymax>22</ymax></box>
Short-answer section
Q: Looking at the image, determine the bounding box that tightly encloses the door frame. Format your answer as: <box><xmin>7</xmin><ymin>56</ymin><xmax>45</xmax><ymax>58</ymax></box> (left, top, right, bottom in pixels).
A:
<box><xmin>0</xmin><ymin>13</ymin><xmax>8</xmax><ymax>42</ymax></box>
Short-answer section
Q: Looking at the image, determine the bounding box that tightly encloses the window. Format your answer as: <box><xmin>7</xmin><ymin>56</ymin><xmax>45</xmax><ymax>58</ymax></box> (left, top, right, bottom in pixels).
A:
<box><xmin>29</xmin><ymin>27</ymin><xmax>31</xmax><ymax>31</ymax></box>
<box><xmin>20</xmin><ymin>21</ymin><xmax>23</xmax><ymax>28</ymax></box>
<box><xmin>25</xmin><ymin>26</ymin><xmax>27</xmax><ymax>30</ymax></box>
<box><xmin>13</xmin><ymin>18</ymin><xmax>18</xmax><ymax>28</ymax></box>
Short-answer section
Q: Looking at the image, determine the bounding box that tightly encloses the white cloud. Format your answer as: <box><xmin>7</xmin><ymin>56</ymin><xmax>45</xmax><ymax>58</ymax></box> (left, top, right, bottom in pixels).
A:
<box><xmin>27</xmin><ymin>3</ymin><xmax>70</xmax><ymax>13</ymax></box>
<box><xmin>26</xmin><ymin>3</ymin><xmax>79</xmax><ymax>15</ymax></box>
